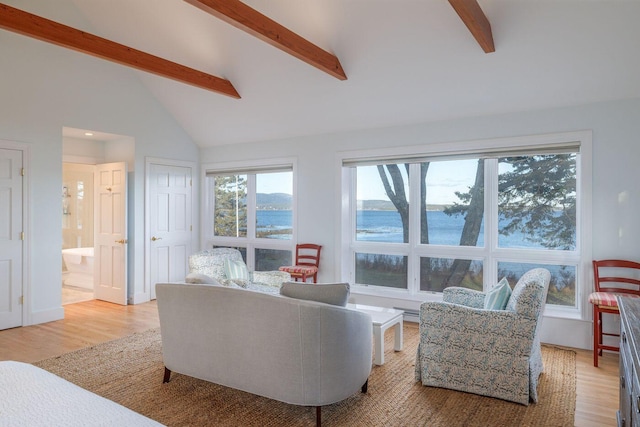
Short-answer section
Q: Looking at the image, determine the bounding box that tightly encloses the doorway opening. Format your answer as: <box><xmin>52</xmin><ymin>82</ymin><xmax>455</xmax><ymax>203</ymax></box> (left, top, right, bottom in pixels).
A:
<box><xmin>62</xmin><ymin>163</ymin><xmax>95</xmax><ymax>305</ymax></box>
<box><xmin>61</xmin><ymin>126</ymin><xmax>133</xmax><ymax>306</ymax></box>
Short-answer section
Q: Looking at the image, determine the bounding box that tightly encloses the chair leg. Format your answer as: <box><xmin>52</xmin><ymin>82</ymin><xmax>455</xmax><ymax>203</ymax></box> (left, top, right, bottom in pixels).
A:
<box><xmin>163</xmin><ymin>367</ymin><xmax>172</xmax><ymax>383</ymax></box>
<box><xmin>593</xmin><ymin>304</ymin><xmax>599</xmax><ymax>367</ymax></box>
<box><xmin>598</xmin><ymin>312</ymin><xmax>604</xmax><ymax>356</ymax></box>
<box><xmin>316</xmin><ymin>406</ymin><xmax>321</xmax><ymax>427</ymax></box>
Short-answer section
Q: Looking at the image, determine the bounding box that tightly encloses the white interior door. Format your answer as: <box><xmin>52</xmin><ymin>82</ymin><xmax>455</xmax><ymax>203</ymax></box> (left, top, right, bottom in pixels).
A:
<box><xmin>149</xmin><ymin>163</ymin><xmax>192</xmax><ymax>299</ymax></box>
<box><xmin>94</xmin><ymin>162</ymin><xmax>127</xmax><ymax>305</ymax></box>
<box><xmin>0</xmin><ymin>148</ymin><xmax>23</xmax><ymax>330</ymax></box>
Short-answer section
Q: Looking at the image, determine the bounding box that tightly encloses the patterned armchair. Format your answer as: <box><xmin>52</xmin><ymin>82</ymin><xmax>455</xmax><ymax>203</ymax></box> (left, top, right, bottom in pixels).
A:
<box><xmin>187</xmin><ymin>248</ymin><xmax>291</xmax><ymax>293</ymax></box>
<box><xmin>415</xmin><ymin>268</ymin><xmax>551</xmax><ymax>405</ymax></box>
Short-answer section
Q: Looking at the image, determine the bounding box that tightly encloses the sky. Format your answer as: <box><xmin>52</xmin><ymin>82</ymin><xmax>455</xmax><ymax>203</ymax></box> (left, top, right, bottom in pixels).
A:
<box><xmin>254</xmin><ymin>160</ymin><xmax>480</xmax><ymax>206</ymax></box>
<box><xmin>356</xmin><ymin>159</ymin><xmax>479</xmax><ymax>205</ymax></box>
<box><xmin>256</xmin><ymin>171</ymin><xmax>293</xmax><ymax>194</ymax></box>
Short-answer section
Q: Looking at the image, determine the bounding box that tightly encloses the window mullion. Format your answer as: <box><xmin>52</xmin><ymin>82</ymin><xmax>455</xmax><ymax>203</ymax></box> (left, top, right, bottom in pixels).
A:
<box><xmin>348</xmin><ymin>167</ymin><xmax>358</xmax><ymax>283</ymax></box>
<box><xmin>408</xmin><ymin>163</ymin><xmax>422</xmax><ymax>294</ymax></box>
<box><xmin>205</xmin><ymin>176</ymin><xmax>214</xmax><ymax>242</ymax></box>
<box><xmin>246</xmin><ymin>174</ymin><xmax>257</xmax><ymax>269</ymax></box>
<box><xmin>484</xmin><ymin>158</ymin><xmax>499</xmax><ymax>290</ymax></box>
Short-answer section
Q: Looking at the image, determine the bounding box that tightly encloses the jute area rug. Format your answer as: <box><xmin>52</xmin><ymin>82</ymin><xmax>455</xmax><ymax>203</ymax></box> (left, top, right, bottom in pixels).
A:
<box><xmin>34</xmin><ymin>323</ymin><xmax>575</xmax><ymax>427</ymax></box>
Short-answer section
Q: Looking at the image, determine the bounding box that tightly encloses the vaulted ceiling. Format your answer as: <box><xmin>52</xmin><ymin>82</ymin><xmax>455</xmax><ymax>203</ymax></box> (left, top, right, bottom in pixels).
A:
<box><xmin>3</xmin><ymin>0</ymin><xmax>640</xmax><ymax>147</ymax></box>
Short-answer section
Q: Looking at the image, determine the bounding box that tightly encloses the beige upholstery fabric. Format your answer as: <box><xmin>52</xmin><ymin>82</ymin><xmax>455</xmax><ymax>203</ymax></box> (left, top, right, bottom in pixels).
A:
<box><xmin>156</xmin><ymin>283</ymin><xmax>372</xmax><ymax>407</ymax></box>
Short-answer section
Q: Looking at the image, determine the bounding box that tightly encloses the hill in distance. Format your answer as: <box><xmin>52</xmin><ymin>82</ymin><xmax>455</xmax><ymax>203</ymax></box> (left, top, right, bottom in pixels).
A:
<box><xmin>257</xmin><ymin>193</ymin><xmax>292</xmax><ymax>209</ymax></box>
<box><xmin>358</xmin><ymin>199</ymin><xmax>449</xmax><ymax>211</ymax></box>
<box><xmin>257</xmin><ymin>194</ymin><xmax>448</xmax><ymax>211</ymax></box>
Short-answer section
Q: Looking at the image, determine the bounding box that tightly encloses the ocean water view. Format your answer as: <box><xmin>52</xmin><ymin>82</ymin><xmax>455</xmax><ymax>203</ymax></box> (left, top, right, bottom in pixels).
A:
<box><xmin>258</xmin><ymin>209</ymin><xmax>554</xmax><ymax>249</ymax></box>
<box><xmin>357</xmin><ymin>210</ymin><xmax>545</xmax><ymax>248</ymax></box>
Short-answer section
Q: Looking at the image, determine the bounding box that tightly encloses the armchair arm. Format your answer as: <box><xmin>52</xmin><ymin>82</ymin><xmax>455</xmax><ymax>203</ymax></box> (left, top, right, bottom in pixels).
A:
<box><xmin>252</xmin><ymin>270</ymin><xmax>291</xmax><ymax>287</ymax></box>
<box><xmin>442</xmin><ymin>287</ymin><xmax>486</xmax><ymax>308</ymax></box>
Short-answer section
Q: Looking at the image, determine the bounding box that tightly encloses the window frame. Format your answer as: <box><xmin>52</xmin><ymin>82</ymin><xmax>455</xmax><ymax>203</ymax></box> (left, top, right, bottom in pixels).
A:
<box><xmin>202</xmin><ymin>157</ymin><xmax>297</xmax><ymax>270</ymax></box>
<box><xmin>338</xmin><ymin>131</ymin><xmax>592</xmax><ymax>320</ymax></box>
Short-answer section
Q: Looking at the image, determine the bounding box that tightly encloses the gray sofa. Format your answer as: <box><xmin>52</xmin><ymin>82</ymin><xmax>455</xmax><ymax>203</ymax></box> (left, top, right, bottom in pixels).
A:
<box><xmin>156</xmin><ymin>282</ymin><xmax>372</xmax><ymax>426</ymax></box>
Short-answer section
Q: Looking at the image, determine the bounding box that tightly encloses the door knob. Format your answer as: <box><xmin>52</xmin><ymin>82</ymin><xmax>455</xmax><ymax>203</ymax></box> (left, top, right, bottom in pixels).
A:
<box><xmin>151</xmin><ymin>236</ymin><xmax>162</xmax><ymax>241</ymax></box>
<box><xmin>115</xmin><ymin>239</ymin><xmax>127</xmax><ymax>244</ymax></box>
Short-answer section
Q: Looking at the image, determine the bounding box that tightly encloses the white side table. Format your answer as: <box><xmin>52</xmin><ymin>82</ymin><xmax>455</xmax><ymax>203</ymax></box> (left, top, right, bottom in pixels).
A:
<box><xmin>348</xmin><ymin>304</ymin><xmax>404</xmax><ymax>365</ymax></box>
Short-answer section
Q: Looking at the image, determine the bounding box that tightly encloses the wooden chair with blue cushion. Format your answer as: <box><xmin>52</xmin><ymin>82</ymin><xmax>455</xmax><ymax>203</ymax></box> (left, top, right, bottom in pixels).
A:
<box><xmin>589</xmin><ymin>259</ymin><xmax>640</xmax><ymax>367</ymax></box>
<box><xmin>279</xmin><ymin>244</ymin><xmax>322</xmax><ymax>283</ymax></box>
<box><xmin>415</xmin><ymin>268</ymin><xmax>550</xmax><ymax>405</ymax></box>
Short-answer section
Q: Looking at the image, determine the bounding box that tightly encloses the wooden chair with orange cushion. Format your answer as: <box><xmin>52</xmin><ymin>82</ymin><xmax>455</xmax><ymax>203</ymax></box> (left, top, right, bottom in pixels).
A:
<box><xmin>279</xmin><ymin>244</ymin><xmax>322</xmax><ymax>283</ymax></box>
<box><xmin>589</xmin><ymin>259</ymin><xmax>640</xmax><ymax>367</ymax></box>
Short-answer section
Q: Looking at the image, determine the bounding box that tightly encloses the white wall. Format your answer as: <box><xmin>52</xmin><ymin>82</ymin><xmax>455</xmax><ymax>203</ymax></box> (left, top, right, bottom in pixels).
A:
<box><xmin>201</xmin><ymin>97</ymin><xmax>640</xmax><ymax>349</ymax></box>
<box><xmin>0</xmin><ymin>5</ymin><xmax>200</xmax><ymax>324</ymax></box>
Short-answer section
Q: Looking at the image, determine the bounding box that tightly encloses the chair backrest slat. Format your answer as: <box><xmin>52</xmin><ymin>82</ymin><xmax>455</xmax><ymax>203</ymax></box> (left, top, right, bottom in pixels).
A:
<box><xmin>593</xmin><ymin>259</ymin><xmax>640</xmax><ymax>296</ymax></box>
<box><xmin>295</xmin><ymin>244</ymin><xmax>322</xmax><ymax>268</ymax></box>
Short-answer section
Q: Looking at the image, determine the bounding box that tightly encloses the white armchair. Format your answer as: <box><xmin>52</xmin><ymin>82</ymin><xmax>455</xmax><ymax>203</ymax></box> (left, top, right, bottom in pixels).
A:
<box><xmin>187</xmin><ymin>248</ymin><xmax>291</xmax><ymax>292</ymax></box>
<box><xmin>415</xmin><ymin>268</ymin><xmax>551</xmax><ymax>405</ymax></box>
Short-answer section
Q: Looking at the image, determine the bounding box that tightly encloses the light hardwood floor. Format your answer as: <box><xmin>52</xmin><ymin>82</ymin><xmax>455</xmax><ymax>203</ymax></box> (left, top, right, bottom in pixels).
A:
<box><xmin>0</xmin><ymin>300</ymin><xmax>619</xmax><ymax>426</ymax></box>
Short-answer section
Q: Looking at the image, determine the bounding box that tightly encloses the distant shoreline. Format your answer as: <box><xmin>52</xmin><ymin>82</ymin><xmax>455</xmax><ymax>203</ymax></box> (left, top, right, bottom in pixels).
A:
<box><xmin>256</xmin><ymin>200</ymin><xmax>453</xmax><ymax>212</ymax></box>
<box><xmin>257</xmin><ymin>205</ymin><xmax>452</xmax><ymax>211</ymax></box>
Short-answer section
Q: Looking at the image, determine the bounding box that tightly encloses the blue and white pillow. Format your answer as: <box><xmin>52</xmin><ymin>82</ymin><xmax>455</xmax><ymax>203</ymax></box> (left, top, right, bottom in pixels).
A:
<box><xmin>484</xmin><ymin>277</ymin><xmax>512</xmax><ymax>310</ymax></box>
<box><xmin>224</xmin><ymin>259</ymin><xmax>250</xmax><ymax>287</ymax></box>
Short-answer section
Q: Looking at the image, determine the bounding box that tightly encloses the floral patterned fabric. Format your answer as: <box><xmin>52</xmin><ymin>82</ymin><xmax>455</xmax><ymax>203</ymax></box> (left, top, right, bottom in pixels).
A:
<box><xmin>415</xmin><ymin>268</ymin><xmax>551</xmax><ymax>405</ymax></box>
<box><xmin>188</xmin><ymin>248</ymin><xmax>291</xmax><ymax>292</ymax></box>
<box><xmin>442</xmin><ymin>287</ymin><xmax>486</xmax><ymax>308</ymax></box>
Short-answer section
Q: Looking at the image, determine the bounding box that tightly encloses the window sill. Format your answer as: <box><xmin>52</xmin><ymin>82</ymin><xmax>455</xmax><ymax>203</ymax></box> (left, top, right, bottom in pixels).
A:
<box><xmin>350</xmin><ymin>284</ymin><xmax>584</xmax><ymax>320</ymax></box>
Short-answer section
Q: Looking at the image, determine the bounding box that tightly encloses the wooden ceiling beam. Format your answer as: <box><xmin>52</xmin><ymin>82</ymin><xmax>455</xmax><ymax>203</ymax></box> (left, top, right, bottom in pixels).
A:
<box><xmin>448</xmin><ymin>0</ymin><xmax>495</xmax><ymax>53</ymax></box>
<box><xmin>185</xmin><ymin>0</ymin><xmax>347</xmax><ymax>80</ymax></box>
<box><xmin>0</xmin><ymin>3</ymin><xmax>240</xmax><ymax>98</ymax></box>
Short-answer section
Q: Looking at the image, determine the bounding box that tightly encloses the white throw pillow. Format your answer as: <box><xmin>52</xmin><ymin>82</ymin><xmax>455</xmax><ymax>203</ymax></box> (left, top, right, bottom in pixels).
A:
<box><xmin>185</xmin><ymin>272</ymin><xmax>221</xmax><ymax>286</ymax></box>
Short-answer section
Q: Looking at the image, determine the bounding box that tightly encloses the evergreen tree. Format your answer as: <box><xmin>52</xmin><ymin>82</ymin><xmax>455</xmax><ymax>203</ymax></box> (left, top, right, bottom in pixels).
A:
<box><xmin>213</xmin><ymin>175</ymin><xmax>247</xmax><ymax>237</ymax></box>
<box><xmin>497</xmin><ymin>154</ymin><xmax>576</xmax><ymax>250</ymax></box>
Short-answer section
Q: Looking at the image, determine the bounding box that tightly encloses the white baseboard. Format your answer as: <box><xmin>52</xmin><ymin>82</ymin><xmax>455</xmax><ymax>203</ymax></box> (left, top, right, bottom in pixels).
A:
<box><xmin>28</xmin><ymin>306</ymin><xmax>64</xmax><ymax>326</ymax></box>
<box><xmin>130</xmin><ymin>292</ymin><xmax>151</xmax><ymax>305</ymax></box>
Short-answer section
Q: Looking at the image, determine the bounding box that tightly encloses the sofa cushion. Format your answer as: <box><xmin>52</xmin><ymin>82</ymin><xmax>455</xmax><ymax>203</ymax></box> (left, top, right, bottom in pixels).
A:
<box><xmin>280</xmin><ymin>282</ymin><xmax>350</xmax><ymax>307</ymax></box>
<box><xmin>484</xmin><ymin>277</ymin><xmax>512</xmax><ymax>310</ymax></box>
<box><xmin>185</xmin><ymin>272</ymin><xmax>221</xmax><ymax>285</ymax></box>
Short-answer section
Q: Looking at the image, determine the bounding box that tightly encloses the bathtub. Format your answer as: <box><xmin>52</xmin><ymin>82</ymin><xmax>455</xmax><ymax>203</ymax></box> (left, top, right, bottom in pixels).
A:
<box><xmin>62</xmin><ymin>247</ymin><xmax>94</xmax><ymax>290</ymax></box>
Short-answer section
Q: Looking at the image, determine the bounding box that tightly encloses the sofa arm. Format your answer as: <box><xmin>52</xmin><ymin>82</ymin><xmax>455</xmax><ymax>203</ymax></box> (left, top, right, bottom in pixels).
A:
<box><xmin>442</xmin><ymin>287</ymin><xmax>486</xmax><ymax>308</ymax></box>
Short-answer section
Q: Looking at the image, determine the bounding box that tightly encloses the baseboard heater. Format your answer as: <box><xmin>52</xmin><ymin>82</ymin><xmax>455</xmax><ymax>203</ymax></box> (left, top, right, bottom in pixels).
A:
<box><xmin>395</xmin><ymin>307</ymin><xmax>420</xmax><ymax>323</ymax></box>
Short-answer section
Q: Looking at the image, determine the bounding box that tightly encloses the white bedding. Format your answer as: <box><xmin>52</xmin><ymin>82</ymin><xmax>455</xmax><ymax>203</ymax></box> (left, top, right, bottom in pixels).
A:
<box><xmin>0</xmin><ymin>361</ymin><xmax>163</xmax><ymax>426</ymax></box>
